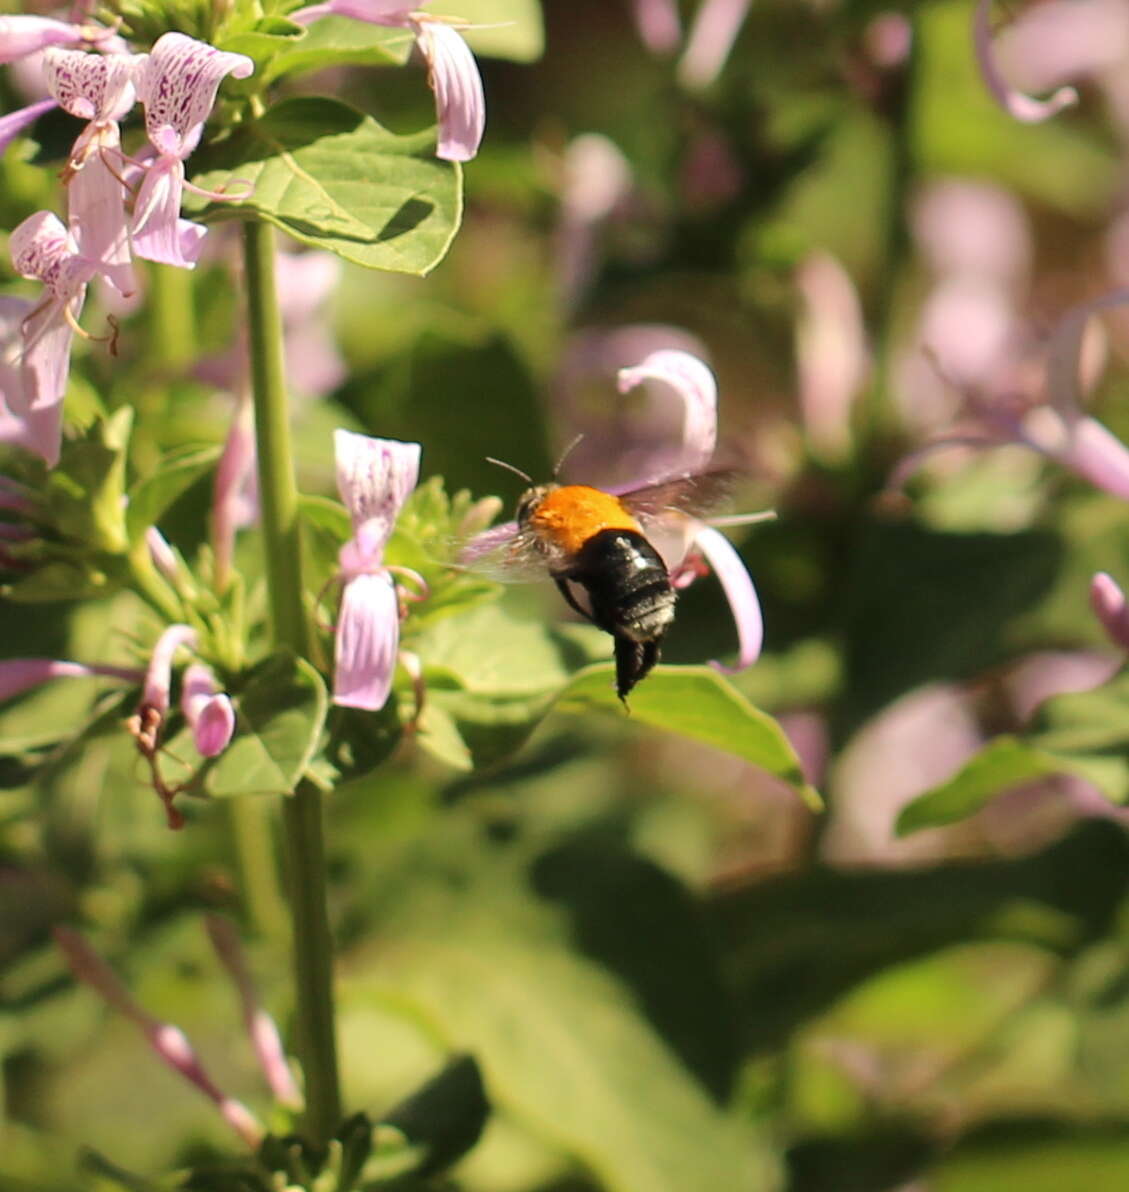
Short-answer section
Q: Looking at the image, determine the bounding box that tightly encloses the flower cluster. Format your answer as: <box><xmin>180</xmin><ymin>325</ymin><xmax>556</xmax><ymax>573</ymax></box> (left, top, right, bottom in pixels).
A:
<box><xmin>1</xmin><ymin>31</ymin><xmax>253</xmax><ymax>466</ymax></box>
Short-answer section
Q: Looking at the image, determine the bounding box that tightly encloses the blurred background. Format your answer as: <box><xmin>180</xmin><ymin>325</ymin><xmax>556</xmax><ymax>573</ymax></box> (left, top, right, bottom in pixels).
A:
<box><xmin>10</xmin><ymin>0</ymin><xmax>1129</xmax><ymax>1188</ymax></box>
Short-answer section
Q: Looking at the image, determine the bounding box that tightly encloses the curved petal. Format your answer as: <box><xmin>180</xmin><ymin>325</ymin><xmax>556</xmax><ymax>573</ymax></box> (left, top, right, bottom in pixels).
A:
<box><xmin>334</xmin><ymin>571</ymin><xmax>400</xmax><ymax>710</ymax></box>
<box><xmin>181</xmin><ymin>663</ymin><xmax>236</xmax><ymax>757</ymax></box>
<box><xmin>973</xmin><ymin>0</ymin><xmax>1078</xmax><ymax>123</ymax></box>
<box><xmin>693</xmin><ymin>523</ymin><xmax>763</xmax><ymax>671</ymax></box>
<box><xmin>1021</xmin><ymin>410</ymin><xmax>1129</xmax><ymax>500</ymax></box>
<box><xmin>412</xmin><ymin>19</ymin><xmax>485</xmax><ymax>162</ymax></box>
<box><xmin>334</xmin><ymin>430</ymin><xmax>421</xmax><ymax>545</ymax></box>
<box><xmin>132</xmin><ymin>158</ymin><xmax>206</xmax><ymax>267</ymax></box>
<box><xmin>291</xmin><ymin>0</ymin><xmax>410</xmax><ymax>24</ymax></box>
<box><xmin>136</xmin><ymin>33</ymin><xmax>254</xmax><ymax>159</ymax></box>
<box><xmin>43</xmin><ymin>47</ymin><xmax>136</xmax><ymax>121</ymax></box>
<box><xmin>141</xmin><ymin>624</ymin><xmax>198</xmax><ymax>715</ymax></box>
<box><xmin>616</xmin><ymin>348</ymin><xmax>718</xmax><ymax>481</ymax></box>
<box><xmin>1044</xmin><ymin>287</ymin><xmax>1129</xmax><ymax>419</ymax></box>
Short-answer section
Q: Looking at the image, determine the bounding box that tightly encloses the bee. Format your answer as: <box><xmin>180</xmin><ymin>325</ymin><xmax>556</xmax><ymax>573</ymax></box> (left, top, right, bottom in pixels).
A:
<box><xmin>478</xmin><ymin>460</ymin><xmax>735</xmax><ymax>704</ymax></box>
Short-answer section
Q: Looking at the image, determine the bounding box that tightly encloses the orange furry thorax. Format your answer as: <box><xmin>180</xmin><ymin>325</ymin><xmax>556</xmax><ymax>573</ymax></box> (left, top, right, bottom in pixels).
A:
<box><xmin>528</xmin><ymin>485</ymin><xmax>641</xmax><ymax>556</ymax></box>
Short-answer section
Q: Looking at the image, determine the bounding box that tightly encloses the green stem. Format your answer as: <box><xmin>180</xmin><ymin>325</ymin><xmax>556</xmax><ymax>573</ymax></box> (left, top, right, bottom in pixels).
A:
<box><xmin>228</xmin><ymin>797</ymin><xmax>290</xmax><ymax>945</ymax></box>
<box><xmin>242</xmin><ymin>219</ymin><xmax>342</xmax><ymax>1143</ymax></box>
<box><xmin>148</xmin><ymin>263</ymin><xmax>196</xmax><ymax>372</ymax></box>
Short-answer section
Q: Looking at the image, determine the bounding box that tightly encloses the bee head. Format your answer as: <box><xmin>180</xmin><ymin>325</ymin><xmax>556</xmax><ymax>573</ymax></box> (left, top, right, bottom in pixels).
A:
<box><xmin>515</xmin><ymin>483</ymin><xmax>558</xmax><ymax>527</ymax></box>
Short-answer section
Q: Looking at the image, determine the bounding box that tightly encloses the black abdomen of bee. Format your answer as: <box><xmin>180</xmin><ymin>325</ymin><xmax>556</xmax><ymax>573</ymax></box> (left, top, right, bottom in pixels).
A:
<box><xmin>562</xmin><ymin>529</ymin><xmax>677</xmax><ymax>700</ymax></box>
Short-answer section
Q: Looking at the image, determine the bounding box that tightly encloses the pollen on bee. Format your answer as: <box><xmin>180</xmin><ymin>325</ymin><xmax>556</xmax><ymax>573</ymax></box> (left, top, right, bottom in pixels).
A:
<box><xmin>529</xmin><ymin>485</ymin><xmax>642</xmax><ymax>556</ymax></box>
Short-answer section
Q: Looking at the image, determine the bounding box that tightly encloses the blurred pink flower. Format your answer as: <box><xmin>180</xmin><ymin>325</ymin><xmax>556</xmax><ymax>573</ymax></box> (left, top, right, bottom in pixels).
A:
<box><xmin>0</xmin><ymin>14</ymin><xmax>108</xmax><ymax>64</ymax></box>
<box><xmin>55</xmin><ymin>924</ymin><xmax>279</xmax><ymax>1147</ymax></box>
<box><xmin>333</xmin><ymin>430</ymin><xmax>423</xmax><ymax>710</ymax></box>
<box><xmin>0</xmin><ymin>97</ymin><xmax>58</xmax><ymax>155</ymax></box>
<box><xmin>290</xmin><ymin>0</ymin><xmax>485</xmax><ymax>161</ymax></box>
<box><xmin>794</xmin><ymin>251</ymin><xmax>869</xmax><ymax>463</ymax></box>
<box><xmin>0</xmin><ymin>657</ymin><xmax>142</xmax><ymax>704</ymax></box>
<box><xmin>629</xmin><ymin>0</ymin><xmax>682</xmax><ymax>53</ymax></box>
<box><xmin>131</xmin><ymin>33</ymin><xmax>254</xmax><ymax>267</ymax></box>
<box><xmin>677</xmin><ymin>0</ymin><xmax>752</xmax><ymax>90</ymax></box>
<box><xmin>1091</xmin><ymin>572</ymin><xmax>1129</xmax><ymax>650</ymax></box>
<box><xmin>973</xmin><ymin>0</ymin><xmax>1079</xmax><ymax>122</ymax></box>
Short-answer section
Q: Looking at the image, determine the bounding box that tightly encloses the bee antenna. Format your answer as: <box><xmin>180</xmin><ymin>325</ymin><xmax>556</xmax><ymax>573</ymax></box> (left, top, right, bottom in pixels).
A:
<box><xmin>553</xmin><ymin>433</ymin><xmax>585</xmax><ymax>478</ymax></box>
<box><xmin>485</xmin><ymin>456</ymin><xmax>534</xmax><ymax>485</ymax></box>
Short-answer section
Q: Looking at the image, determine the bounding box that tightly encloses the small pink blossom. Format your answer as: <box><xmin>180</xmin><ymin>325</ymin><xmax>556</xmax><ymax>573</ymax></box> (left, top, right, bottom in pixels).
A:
<box><xmin>55</xmin><ymin>926</ymin><xmax>264</xmax><ymax>1148</ymax></box>
<box><xmin>333</xmin><ymin>430</ymin><xmax>422</xmax><ymax>710</ymax></box>
<box><xmin>1091</xmin><ymin>572</ymin><xmax>1129</xmax><ymax>650</ymax></box>
<box><xmin>0</xmin><ymin>15</ymin><xmax>88</xmax><ymax>64</ymax></box>
<box><xmin>0</xmin><ymin>657</ymin><xmax>142</xmax><ymax>704</ymax></box>
<box><xmin>131</xmin><ymin>33</ymin><xmax>254</xmax><ymax>267</ymax></box>
<box><xmin>6</xmin><ymin>211</ymin><xmax>99</xmax><ymax>466</ymax></box>
<box><xmin>290</xmin><ymin>1</ymin><xmax>485</xmax><ymax>161</ymax></box>
<box><xmin>181</xmin><ymin>663</ymin><xmax>236</xmax><ymax>758</ymax></box>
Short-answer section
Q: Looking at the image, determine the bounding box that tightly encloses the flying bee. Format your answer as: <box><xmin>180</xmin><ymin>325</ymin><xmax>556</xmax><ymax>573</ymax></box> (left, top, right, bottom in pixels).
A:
<box><xmin>471</xmin><ymin>461</ymin><xmax>739</xmax><ymax>704</ymax></box>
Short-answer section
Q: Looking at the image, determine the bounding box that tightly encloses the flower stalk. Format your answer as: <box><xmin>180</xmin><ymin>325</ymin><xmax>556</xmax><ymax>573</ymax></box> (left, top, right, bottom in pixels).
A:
<box><xmin>242</xmin><ymin>217</ymin><xmax>341</xmax><ymax>1142</ymax></box>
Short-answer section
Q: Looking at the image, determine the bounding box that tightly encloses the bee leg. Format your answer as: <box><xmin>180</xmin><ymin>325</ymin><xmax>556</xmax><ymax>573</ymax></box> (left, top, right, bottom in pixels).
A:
<box><xmin>554</xmin><ymin>577</ymin><xmax>598</xmax><ymax>626</ymax></box>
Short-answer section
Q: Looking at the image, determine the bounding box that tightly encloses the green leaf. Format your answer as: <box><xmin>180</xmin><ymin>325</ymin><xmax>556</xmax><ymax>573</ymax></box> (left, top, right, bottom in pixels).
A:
<box><xmin>125</xmin><ymin>444</ymin><xmax>222</xmax><ymax>538</ymax></box>
<box><xmin>215</xmin><ymin>15</ymin><xmax>306</xmax><ymax>72</ymax></box>
<box><xmin>165</xmin><ymin>652</ymin><xmax>328</xmax><ymax>797</ymax></box>
<box><xmin>186</xmin><ymin>97</ymin><xmax>461</xmax><ymax>276</ymax></box>
<box><xmin>341</xmin><ymin>849</ymin><xmax>780</xmax><ymax>1192</ymax></box>
<box><xmin>49</xmin><ymin>408</ymin><xmax>133</xmax><ymax>553</ymax></box>
<box><xmin>261</xmin><ymin>17</ymin><xmax>412</xmax><ymax>83</ymax></box>
<box><xmin>898</xmin><ymin>669</ymin><xmax>1129</xmax><ymax>835</ymax></box>
<box><xmin>445</xmin><ymin>0</ymin><xmax>545</xmax><ymax>62</ymax></box>
<box><xmin>895</xmin><ymin>737</ymin><xmax>1064</xmax><ymax>836</ymax></box>
<box><xmin>554</xmin><ymin>665</ymin><xmax>822</xmax><ymax>809</ymax></box>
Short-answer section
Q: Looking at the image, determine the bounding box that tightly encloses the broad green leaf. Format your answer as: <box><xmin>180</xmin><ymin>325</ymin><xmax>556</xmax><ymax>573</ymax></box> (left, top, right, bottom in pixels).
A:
<box><xmin>164</xmin><ymin>652</ymin><xmax>327</xmax><ymax>797</ymax></box>
<box><xmin>261</xmin><ymin>17</ymin><xmax>411</xmax><ymax>83</ymax></box>
<box><xmin>187</xmin><ymin>98</ymin><xmax>461</xmax><ymax>276</ymax></box>
<box><xmin>554</xmin><ymin>665</ymin><xmax>822</xmax><ymax>809</ymax></box>
<box><xmin>898</xmin><ymin>670</ymin><xmax>1129</xmax><ymax>835</ymax></box>
<box><xmin>125</xmin><ymin>445</ymin><xmax>222</xmax><ymax>538</ymax></box>
<box><xmin>895</xmin><ymin>737</ymin><xmax>1064</xmax><ymax>837</ymax></box>
<box><xmin>216</xmin><ymin>15</ymin><xmax>305</xmax><ymax>72</ymax></box>
<box><xmin>446</xmin><ymin>0</ymin><xmax>545</xmax><ymax>62</ymax></box>
<box><xmin>340</xmin><ymin>846</ymin><xmax>780</xmax><ymax>1192</ymax></box>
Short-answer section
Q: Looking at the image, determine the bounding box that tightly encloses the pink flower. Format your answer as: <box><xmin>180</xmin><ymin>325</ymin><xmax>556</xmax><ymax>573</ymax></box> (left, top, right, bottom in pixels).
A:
<box><xmin>181</xmin><ymin>663</ymin><xmax>236</xmax><ymax>758</ymax></box>
<box><xmin>677</xmin><ymin>0</ymin><xmax>752</xmax><ymax>90</ymax></box>
<box><xmin>6</xmin><ymin>211</ymin><xmax>99</xmax><ymax>466</ymax></box>
<box><xmin>333</xmin><ymin>430</ymin><xmax>422</xmax><ymax>710</ymax></box>
<box><xmin>1091</xmin><ymin>572</ymin><xmax>1129</xmax><ymax>650</ymax></box>
<box><xmin>629</xmin><ymin>0</ymin><xmax>682</xmax><ymax>54</ymax></box>
<box><xmin>290</xmin><ymin>0</ymin><xmax>485</xmax><ymax>161</ymax></box>
<box><xmin>0</xmin><ymin>657</ymin><xmax>142</xmax><ymax>704</ymax></box>
<box><xmin>43</xmin><ymin>47</ymin><xmax>138</xmax><ymax>295</ymax></box>
<box><xmin>131</xmin><ymin>33</ymin><xmax>254</xmax><ymax>267</ymax></box>
<box><xmin>973</xmin><ymin>0</ymin><xmax>1079</xmax><ymax>123</ymax></box>
<box><xmin>0</xmin><ymin>98</ymin><xmax>58</xmax><ymax>155</ymax></box>
<box><xmin>615</xmin><ymin>349</ymin><xmax>766</xmax><ymax>671</ymax></box>
<box><xmin>0</xmin><ymin>15</ymin><xmax>92</xmax><ymax>64</ymax></box>
<box><xmin>55</xmin><ymin>925</ymin><xmax>267</xmax><ymax>1147</ymax></box>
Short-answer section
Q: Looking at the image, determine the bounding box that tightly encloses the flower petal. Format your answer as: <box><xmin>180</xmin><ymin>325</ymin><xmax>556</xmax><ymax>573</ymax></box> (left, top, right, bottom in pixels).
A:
<box><xmin>616</xmin><ymin>348</ymin><xmax>718</xmax><ymax>481</ymax></box>
<box><xmin>43</xmin><ymin>47</ymin><xmax>136</xmax><ymax>121</ymax></box>
<box><xmin>0</xmin><ymin>98</ymin><xmax>57</xmax><ymax>155</ymax></box>
<box><xmin>692</xmin><ymin>523</ymin><xmax>763</xmax><ymax>671</ymax></box>
<box><xmin>1091</xmin><ymin>572</ymin><xmax>1129</xmax><ymax>650</ymax></box>
<box><xmin>411</xmin><ymin>19</ymin><xmax>485</xmax><ymax>162</ymax></box>
<box><xmin>0</xmin><ymin>658</ymin><xmax>142</xmax><ymax>703</ymax></box>
<box><xmin>334</xmin><ymin>430</ymin><xmax>421</xmax><ymax>544</ymax></box>
<box><xmin>677</xmin><ymin>0</ymin><xmax>752</xmax><ymax>90</ymax></box>
<box><xmin>135</xmin><ymin>33</ymin><xmax>254</xmax><ymax>160</ymax></box>
<box><xmin>0</xmin><ymin>16</ymin><xmax>82</xmax><ymax>64</ymax></box>
<box><xmin>131</xmin><ymin>157</ymin><xmax>206</xmax><ymax>267</ymax></box>
<box><xmin>1044</xmin><ymin>287</ymin><xmax>1129</xmax><ymax>420</ymax></box>
<box><xmin>67</xmin><ymin>126</ymin><xmax>135</xmax><ymax>295</ymax></box>
<box><xmin>334</xmin><ymin>571</ymin><xmax>400</xmax><ymax>710</ymax></box>
<box><xmin>181</xmin><ymin>663</ymin><xmax>235</xmax><ymax>757</ymax></box>
<box><xmin>630</xmin><ymin>0</ymin><xmax>682</xmax><ymax>53</ymax></box>
<box><xmin>973</xmin><ymin>0</ymin><xmax>1078</xmax><ymax>123</ymax></box>
<box><xmin>290</xmin><ymin>0</ymin><xmax>411</xmax><ymax>24</ymax></box>
<box><xmin>141</xmin><ymin>624</ymin><xmax>198</xmax><ymax>715</ymax></box>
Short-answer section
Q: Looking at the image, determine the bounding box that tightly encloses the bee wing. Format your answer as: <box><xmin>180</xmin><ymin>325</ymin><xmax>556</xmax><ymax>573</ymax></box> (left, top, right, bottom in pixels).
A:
<box><xmin>455</xmin><ymin>520</ymin><xmax>569</xmax><ymax>582</ymax></box>
<box><xmin>618</xmin><ymin>469</ymin><xmax>737</xmax><ymax>524</ymax></box>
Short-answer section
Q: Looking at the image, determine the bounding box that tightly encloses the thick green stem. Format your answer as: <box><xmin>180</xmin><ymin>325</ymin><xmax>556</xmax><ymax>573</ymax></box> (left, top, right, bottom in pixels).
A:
<box><xmin>148</xmin><ymin>263</ymin><xmax>196</xmax><ymax>371</ymax></box>
<box><xmin>242</xmin><ymin>220</ymin><xmax>342</xmax><ymax>1142</ymax></box>
<box><xmin>228</xmin><ymin>797</ymin><xmax>290</xmax><ymax>945</ymax></box>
